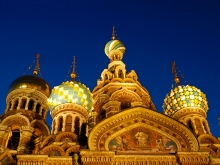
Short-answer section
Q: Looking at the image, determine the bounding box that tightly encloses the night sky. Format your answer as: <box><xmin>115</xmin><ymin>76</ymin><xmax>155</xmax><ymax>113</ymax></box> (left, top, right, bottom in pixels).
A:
<box><xmin>1</xmin><ymin>1</ymin><xmax>220</xmax><ymax>137</ymax></box>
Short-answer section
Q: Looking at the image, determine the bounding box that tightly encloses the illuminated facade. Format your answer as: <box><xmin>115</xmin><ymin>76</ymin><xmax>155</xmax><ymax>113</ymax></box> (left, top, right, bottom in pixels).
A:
<box><xmin>1</xmin><ymin>29</ymin><xmax>220</xmax><ymax>165</ymax></box>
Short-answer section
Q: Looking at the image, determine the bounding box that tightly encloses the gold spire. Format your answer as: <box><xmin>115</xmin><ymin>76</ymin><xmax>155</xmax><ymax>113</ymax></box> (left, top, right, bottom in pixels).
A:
<box><xmin>70</xmin><ymin>56</ymin><xmax>77</xmax><ymax>81</ymax></box>
<box><xmin>172</xmin><ymin>61</ymin><xmax>180</xmax><ymax>86</ymax></box>
<box><xmin>33</xmin><ymin>54</ymin><xmax>40</xmax><ymax>76</ymax></box>
<box><xmin>111</xmin><ymin>26</ymin><xmax>116</xmax><ymax>40</ymax></box>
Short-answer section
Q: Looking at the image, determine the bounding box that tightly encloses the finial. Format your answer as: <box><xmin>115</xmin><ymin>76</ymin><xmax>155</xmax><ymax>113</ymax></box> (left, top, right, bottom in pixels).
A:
<box><xmin>112</xmin><ymin>26</ymin><xmax>116</xmax><ymax>40</ymax></box>
<box><xmin>172</xmin><ymin>61</ymin><xmax>180</xmax><ymax>86</ymax></box>
<box><xmin>70</xmin><ymin>56</ymin><xmax>77</xmax><ymax>81</ymax></box>
<box><xmin>33</xmin><ymin>54</ymin><xmax>40</xmax><ymax>76</ymax></box>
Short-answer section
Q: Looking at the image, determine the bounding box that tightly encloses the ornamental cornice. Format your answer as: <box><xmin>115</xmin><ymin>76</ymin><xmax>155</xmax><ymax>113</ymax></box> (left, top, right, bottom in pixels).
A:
<box><xmin>212</xmin><ymin>158</ymin><xmax>220</xmax><ymax>164</ymax></box>
<box><xmin>88</xmin><ymin>107</ymin><xmax>199</xmax><ymax>151</ymax></box>
<box><xmin>51</xmin><ymin>103</ymin><xmax>88</xmax><ymax>119</ymax></box>
<box><xmin>6</xmin><ymin>89</ymin><xmax>48</xmax><ymax>104</ymax></box>
<box><xmin>17</xmin><ymin>155</ymin><xmax>48</xmax><ymax>159</ymax></box>
<box><xmin>172</xmin><ymin>107</ymin><xmax>206</xmax><ymax>119</ymax></box>
<box><xmin>80</xmin><ymin>150</ymin><xmax>115</xmax><ymax>156</ymax></box>
<box><xmin>114</xmin><ymin>155</ymin><xmax>176</xmax><ymax>161</ymax></box>
<box><xmin>47</xmin><ymin>156</ymin><xmax>73</xmax><ymax>162</ymax></box>
<box><xmin>93</xmin><ymin>82</ymin><xmax>150</xmax><ymax>98</ymax></box>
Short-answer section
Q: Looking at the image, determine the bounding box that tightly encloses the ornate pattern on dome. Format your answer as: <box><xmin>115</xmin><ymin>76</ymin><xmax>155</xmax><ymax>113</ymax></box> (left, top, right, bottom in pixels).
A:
<box><xmin>163</xmin><ymin>85</ymin><xmax>208</xmax><ymax>116</ymax></box>
<box><xmin>104</xmin><ymin>40</ymin><xmax>125</xmax><ymax>56</ymax></box>
<box><xmin>48</xmin><ymin>81</ymin><xmax>93</xmax><ymax>112</ymax></box>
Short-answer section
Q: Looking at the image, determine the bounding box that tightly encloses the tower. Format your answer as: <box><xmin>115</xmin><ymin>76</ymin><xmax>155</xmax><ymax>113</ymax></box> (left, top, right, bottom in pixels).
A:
<box><xmin>43</xmin><ymin>57</ymin><xmax>93</xmax><ymax>159</ymax></box>
<box><xmin>162</xmin><ymin>62</ymin><xmax>220</xmax><ymax>156</ymax></box>
<box><xmin>89</xmin><ymin>27</ymin><xmax>157</xmax><ymax>131</ymax></box>
<box><xmin>0</xmin><ymin>54</ymin><xmax>51</xmax><ymax>154</ymax></box>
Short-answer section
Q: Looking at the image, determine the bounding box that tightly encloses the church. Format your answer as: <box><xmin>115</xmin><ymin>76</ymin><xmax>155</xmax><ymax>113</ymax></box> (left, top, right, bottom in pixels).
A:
<box><xmin>0</xmin><ymin>28</ymin><xmax>220</xmax><ymax>165</ymax></box>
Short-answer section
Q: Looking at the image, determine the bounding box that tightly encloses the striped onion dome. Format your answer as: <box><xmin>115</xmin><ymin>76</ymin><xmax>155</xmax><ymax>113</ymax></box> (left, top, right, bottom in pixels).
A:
<box><xmin>162</xmin><ymin>85</ymin><xmax>208</xmax><ymax>116</ymax></box>
<box><xmin>104</xmin><ymin>39</ymin><xmax>125</xmax><ymax>58</ymax></box>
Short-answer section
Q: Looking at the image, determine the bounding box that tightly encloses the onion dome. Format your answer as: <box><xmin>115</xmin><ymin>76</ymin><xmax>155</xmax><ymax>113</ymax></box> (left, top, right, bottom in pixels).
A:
<box><xmin>8</xmin><ymin>75</ymin><xmax>51</xmax><ymax>97</ymax></box>
<box><xmin>48</xmin><ymin>81</ymin><xmax>93</xmax><ymax>113</ymax></box>
<box><xmin>163</xmin><ymin>85</ymin><xmax>208</xmax><ymax>116</ymax></box>
<box><xmin>7</xmin><ymin>54</ymin><xmax>51</xmax><ymax>97</ymax></box>
<box><xmin>104</xmin><ymin>39</ymin><xmax>125</xmax><ymax>57</ymax></box>
<box><xmin>104</xmin><ymin>26</ymin><xmax>126</xmax><ymax>60</ymax></box>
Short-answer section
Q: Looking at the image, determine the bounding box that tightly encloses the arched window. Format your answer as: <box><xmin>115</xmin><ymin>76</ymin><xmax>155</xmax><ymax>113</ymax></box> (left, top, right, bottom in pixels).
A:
<box><xmin>120</xmin><ymin>101</ymin><xmax>131</xmax><ymax>110</ymax></box>
<box><xmin>13</xmin><ymin>99</ymin><xmax>19</xmax><ymax>110</ymax></box>
<box><xmin>20</xmin><ymin>98</ymin><xmax>27</xmax><ymax>109</ymax></box>
<box><xmin>65</xmin><ymin>115</ymin><xmax>72</xmax><ymax>132</ymax></box>
<box><xmin>7</xmin><ymin>101</ymin><xmax>12</xmax><ymax>111</ymax></box>
<box><xmin>7</xmin><ymin>129</ymin><xmax>20</xmax><ymax>150</ymax></box>
<box><xmin>74</xmin><ymin>117</ymin><xmax>80</xmax><ymax>135</ymax></box>
<box><xmin>99</xmin><ymin>109</ymin><xmax>106</xmax><ymax>121</ymax></box>
<box><xmin>58</xmin><ymin>117</ymin><xmax>63</xmax><ymax>132</ymax></box>
<box><xmin>118</xmin><ymin>70</ymin><xmax>123</xmax><ymax>78</ymax></box>
<box><xmin>187</xmin><ymin>119</ymin><xmax>194</xmax><ymax>131</ymax></box>
<box><xmin>28</xmin><ymin>100</ymin><xmax>34</xmax><ymax>110</ymax></box>
<box><xmin>36</xmin><ymin>103</ymin><xmax>41</xmax><ymax>113</ymax></box>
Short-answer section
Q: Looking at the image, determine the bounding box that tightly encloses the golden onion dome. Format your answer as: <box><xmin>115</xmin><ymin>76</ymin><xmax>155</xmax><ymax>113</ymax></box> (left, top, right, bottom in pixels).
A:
<box><xmin>162</xmin><ymin>85</ymin><xmax>208</xmax><ymax>116</ymax></box>
<box><xmin>48</xmin><ymin>81</ymin><xmax>93</xmax><ymax>113</ymax></box>
<box><xmin>8</xmin><ymin>75</ymin><xmax>51</xmax><ymax>97</ymax></box>
<box><xmin>104</xmin><ymin>39</ymin><xmax>126</xmax><ymax>58</ymax></box>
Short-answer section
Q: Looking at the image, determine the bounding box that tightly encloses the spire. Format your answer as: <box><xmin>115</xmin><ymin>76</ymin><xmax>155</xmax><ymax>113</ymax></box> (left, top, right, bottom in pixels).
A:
<box><xmin>172</xmin><ymin>61</ymin><xmax>180</xmax><ymax>86</ymax></box>
<box><xmin>70</xmin><ymin>56</ymin><xmax>77</xmax><ymax>81</ymax></box>
<box><xmin>33</xmin><ymin>54</ymin><xmax>40</xmax><ymax>76</ymax></box>
<box><xmin>111</xmin><ymin>26</ymin><xmax>116</xmax><ymax>40</ymax></box>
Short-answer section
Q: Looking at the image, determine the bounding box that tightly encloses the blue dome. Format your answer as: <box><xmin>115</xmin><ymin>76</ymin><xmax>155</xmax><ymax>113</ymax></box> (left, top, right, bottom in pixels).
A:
<box><xmin>48</xmin><ymin>81</ymin><xmax>93</xmax><ymax>112</ymax></box>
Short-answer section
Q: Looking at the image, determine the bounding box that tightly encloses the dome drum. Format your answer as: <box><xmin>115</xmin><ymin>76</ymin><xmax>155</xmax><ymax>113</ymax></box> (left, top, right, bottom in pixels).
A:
<box><xmin>50</xmin><ymin>103</ymin><xmax>89</xmax><ymax>119</ymax></box>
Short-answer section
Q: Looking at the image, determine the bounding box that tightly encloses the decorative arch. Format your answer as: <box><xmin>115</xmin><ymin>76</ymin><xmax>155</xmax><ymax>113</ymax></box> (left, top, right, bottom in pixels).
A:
<box><xmin>115</xmin><ymin>65</ymin><xmax>126</xmax><ymax>79</ymax></box>
<box><xmin>198</xmin><ymin>134</ymin><xmax>219</xmax><ymax>144</ymax></box>
<box><xmin>55</xmin><ymin>132</ymin><xmax>77</xmax><ymax>143</ymax></box>
<box><xmin>31</xmin><ymin>120</ymin><xmax>50</xmax><ymax>136</ymax></box>
<box><xmin>1</xmin><ymin>113</ymin><xmax>30</xmax><ymax>128</ymax></box>
<box><xmin>40</xmin><ymin>135</ymin><xmax>56</xmax><ymax>149</ymax></box>
<box><xmin>110</xmin><ymin>87</ymin><xmax>142</xmax><ymax>102</ymax></box>
<box><xmin>88</xmin><ymin>107</ymin><xmax>199</xmax><ymax>152</ymax></box>
<box><xmin>40</xmin><ymin>145</ymin><xmax>65</xmax><ymax>156</ymax></box>
<box><xmin>65</xmin><ymin>145</ymin><xmax>81</xmax><ymax>156</ymax></box>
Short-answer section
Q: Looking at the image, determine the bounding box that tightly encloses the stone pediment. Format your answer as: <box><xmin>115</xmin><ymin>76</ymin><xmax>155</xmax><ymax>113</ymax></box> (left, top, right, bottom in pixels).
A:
<box><xmin>88</xmin><ymin>107</ymin><xmax>199</xmax><ymax>152</ymax></box>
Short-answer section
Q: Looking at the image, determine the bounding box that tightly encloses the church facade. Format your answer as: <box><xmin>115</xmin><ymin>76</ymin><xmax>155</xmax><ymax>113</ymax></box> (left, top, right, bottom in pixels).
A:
<box><xmin>0</xmin><ymin>29</ymin><xmax>220</xmax><ymax>165</ymax></box>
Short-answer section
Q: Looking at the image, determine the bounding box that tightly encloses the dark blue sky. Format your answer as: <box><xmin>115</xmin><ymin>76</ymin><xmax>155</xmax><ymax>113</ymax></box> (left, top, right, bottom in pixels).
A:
<box><xmin>1</xmin><ymin>1</ymin><xmax>220</xmax><ymax>136</ymax></box>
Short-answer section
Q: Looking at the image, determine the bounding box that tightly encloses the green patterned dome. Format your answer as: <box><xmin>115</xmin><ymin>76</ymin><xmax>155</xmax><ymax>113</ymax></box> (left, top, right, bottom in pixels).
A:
<box><xmin>104</xmin><ymin>39</ymin><xmax>125</xmax><ymax>57</ymax></box>
<box><xmin>163</xmin><ymin>85</ymin><xmax>208</xmax><ymax>116</ymax></box>
<box><xmin>48</xmin><ymin>81</ymin><xmax>93</xmax><ymax>112</ymax></box>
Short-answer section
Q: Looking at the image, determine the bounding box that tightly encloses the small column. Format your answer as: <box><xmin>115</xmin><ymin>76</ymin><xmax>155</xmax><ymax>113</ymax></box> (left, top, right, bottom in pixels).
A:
<box><xmin>62</xmin><ymin>116</ymin><xmax>66</xmax><ymax>132</ymax></box>
<box><xmin>17</xmin><ymin>126</ymin><xmax>34</xmax><ymax>154</ymax></box>
<box><xmin>32</xmin><ymin>136</ymin><xmax>43</xmax><ymax>154</ymax></box>
<box><xmin>0</xmin><ymin>124</ymin><xmax>12</xmax><ymax>153</ymax></box>
<box><xmin>103</xmin><ymin>101</ymin><xmax>121</xmax><ymax>117</ymax></box>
